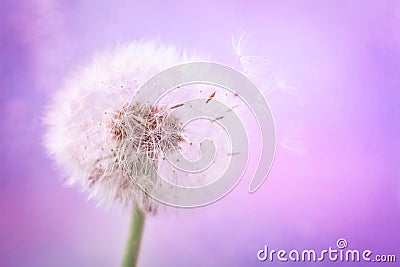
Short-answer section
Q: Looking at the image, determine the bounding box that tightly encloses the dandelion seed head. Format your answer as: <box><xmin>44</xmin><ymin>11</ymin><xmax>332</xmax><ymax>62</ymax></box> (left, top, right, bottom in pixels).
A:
<box><xmin>44</xmin><ymin>40</ymin><xmax>203</xmax><ymax>212</ymax></box>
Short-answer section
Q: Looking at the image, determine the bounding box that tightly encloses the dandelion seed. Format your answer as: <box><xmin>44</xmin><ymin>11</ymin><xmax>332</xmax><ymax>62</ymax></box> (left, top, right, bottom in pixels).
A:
<box><xmin>206</xmin><ymin>91</ymin><xmax>216</xmax><ymax>104</ymax></box>
<box><xmin>170</xmin><ymin>103</ymin><xmax>185</xmax><ymax>109</ymax></box>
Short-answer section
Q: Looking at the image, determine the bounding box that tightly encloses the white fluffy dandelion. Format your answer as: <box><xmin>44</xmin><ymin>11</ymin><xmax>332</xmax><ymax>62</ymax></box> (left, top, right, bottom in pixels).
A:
<box><xmin>44</xmin><ymin>40</ymin><xmax>210</xmax><ymax>212</ymax></box>
<box><xmin>44</xmin><ymin>40</ymin><xmax>215</xmax><ymax>266</ymax></box>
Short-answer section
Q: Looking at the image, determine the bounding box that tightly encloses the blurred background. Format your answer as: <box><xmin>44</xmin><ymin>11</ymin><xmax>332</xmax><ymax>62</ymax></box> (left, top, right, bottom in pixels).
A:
<box><xmin>1</xmin><ymin>0</ymin><xmax>399</xmax><ymax>266</ymax></box>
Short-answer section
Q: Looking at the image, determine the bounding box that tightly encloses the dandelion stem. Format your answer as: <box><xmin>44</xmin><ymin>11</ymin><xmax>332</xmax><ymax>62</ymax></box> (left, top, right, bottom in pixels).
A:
<box><xmin>121</xmin><ymin>207</ymin><xmax>146</xmax><ymax>267</ymax></box>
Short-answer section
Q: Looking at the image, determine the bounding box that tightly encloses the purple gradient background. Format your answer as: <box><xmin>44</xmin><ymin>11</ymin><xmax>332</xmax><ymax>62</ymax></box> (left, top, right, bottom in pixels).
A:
<box><xmin>1</xmin><ymin>1</ymin><xmax>400</xmax><ymax>266</ymax></box>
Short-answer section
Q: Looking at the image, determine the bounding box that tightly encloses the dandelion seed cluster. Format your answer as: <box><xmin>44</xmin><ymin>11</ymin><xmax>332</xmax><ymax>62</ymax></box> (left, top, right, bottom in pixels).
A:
<box><xmin>107</xmin><ymin>102</ymin><xmax>184</xmax><ymax>210</ymax></box>
<box><xmin>44</xmin><ymin>41</ymin><xmax>203</xmax><ymax>212</ymax></box>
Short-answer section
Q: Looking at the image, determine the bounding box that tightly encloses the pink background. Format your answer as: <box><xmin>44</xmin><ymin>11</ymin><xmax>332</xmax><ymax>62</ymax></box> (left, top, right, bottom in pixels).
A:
<box><xmin>1</xmin><ymin>1</ymin><xmax>399</xmax><ymax>266</ymax></box>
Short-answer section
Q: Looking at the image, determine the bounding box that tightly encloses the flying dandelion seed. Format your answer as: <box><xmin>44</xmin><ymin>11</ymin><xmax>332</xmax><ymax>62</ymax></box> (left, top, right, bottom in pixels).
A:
<box><xmin>232</xmin><ymin>32</ymin><xmax>304</xmax><ymax>159</ymax></box>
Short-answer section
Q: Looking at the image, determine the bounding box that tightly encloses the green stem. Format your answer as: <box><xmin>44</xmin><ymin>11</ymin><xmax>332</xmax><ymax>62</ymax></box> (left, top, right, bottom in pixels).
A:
<box><xmin>121</xmin><ymin>207</ymin><xmax>146</xmax><ymax>267</ymax></box>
